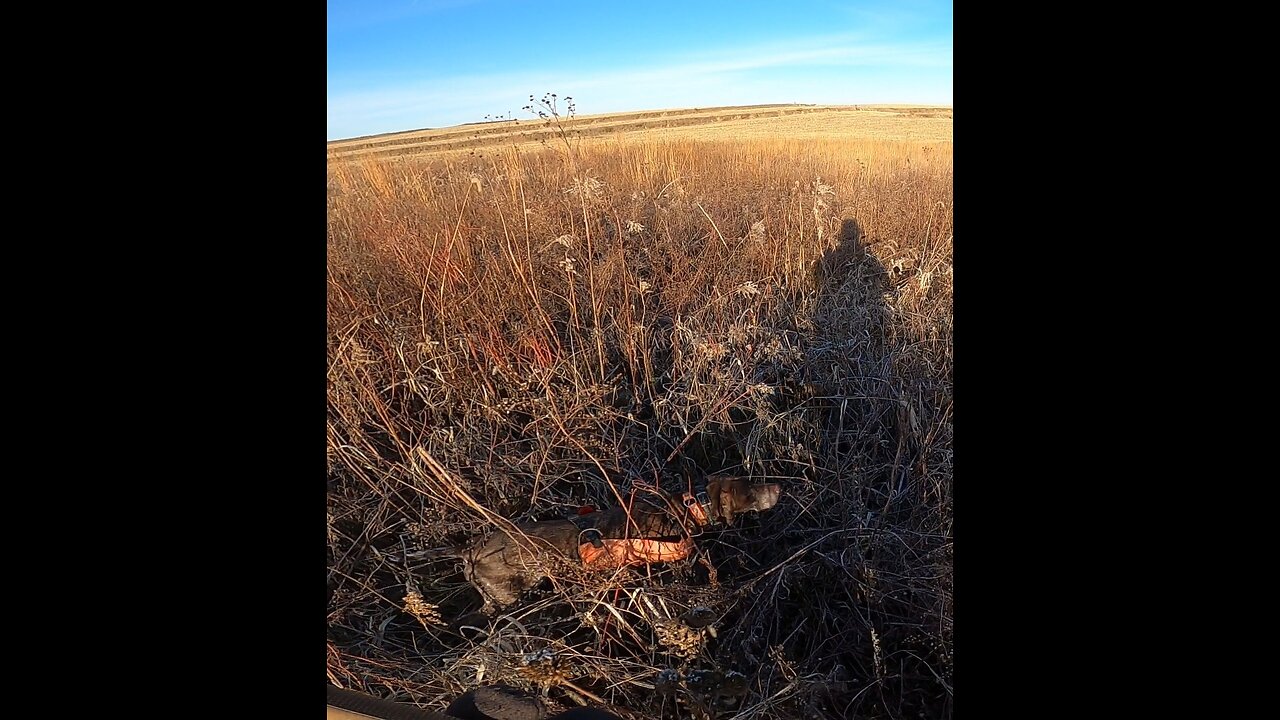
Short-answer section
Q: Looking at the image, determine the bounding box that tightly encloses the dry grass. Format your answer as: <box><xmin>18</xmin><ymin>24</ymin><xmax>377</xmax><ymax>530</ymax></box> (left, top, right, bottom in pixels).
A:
<box><xmin>327</xmin><ymin>117</ymin><xmax>953</xmax><ymax>719</ymax></box>
<box><xmin>327</xmin><ymin>104</ymin><xmax>953</xmax><ymax>161</ymax></box>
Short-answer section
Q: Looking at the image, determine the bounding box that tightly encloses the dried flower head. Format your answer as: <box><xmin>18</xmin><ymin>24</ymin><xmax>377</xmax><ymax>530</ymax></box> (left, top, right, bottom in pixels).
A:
<box><xmin>402</xmin><ymin>590</ymin><xmax>443</xmax><ymax>629</ymax></box>
<box><xmin>564</xmin><ymin>175</ymin><xmax>605</xmax><ymax>200</ymax></box>
<box><xmin>519</xmin><ymin>647</ymin><xmax>569</xmax><ymax>690</ymax></box>
<box><xmin>654</xmin><ymin>618</ymin><xmax>705</xmax><ymax>659</ymax></box>
<box><xmin>918</xmin><ymin>269</ymin><xmax>934</xmax><ymax>292</ymax></box>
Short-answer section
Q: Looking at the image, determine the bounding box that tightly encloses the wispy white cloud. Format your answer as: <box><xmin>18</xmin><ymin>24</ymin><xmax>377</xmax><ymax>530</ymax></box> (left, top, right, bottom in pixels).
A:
<box><xmin>327</xmin><ymin>34</ymin><xmax>951</xmax><ymax>139</ymax></box>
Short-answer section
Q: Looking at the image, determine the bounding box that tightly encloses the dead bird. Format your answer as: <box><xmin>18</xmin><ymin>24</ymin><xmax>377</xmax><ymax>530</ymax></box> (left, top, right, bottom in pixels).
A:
<box><xmin>405</xmin><ymin>475</ymin><xmax>782</xmax><ymax>611</ymax></box>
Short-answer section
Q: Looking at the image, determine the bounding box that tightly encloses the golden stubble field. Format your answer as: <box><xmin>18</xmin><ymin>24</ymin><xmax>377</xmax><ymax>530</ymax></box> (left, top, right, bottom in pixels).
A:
<box><xmin>327</xmin><ymin>104</ymin><xmax>952</xmax><ymax>160</ymax></box>
<box><xmin>327</xmin><ymin>104</ymin><xmax>953</xmax><ymax>720</ymax></box>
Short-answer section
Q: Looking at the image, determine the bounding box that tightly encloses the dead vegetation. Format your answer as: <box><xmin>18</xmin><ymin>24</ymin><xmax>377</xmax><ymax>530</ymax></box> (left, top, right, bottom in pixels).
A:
<box><xmin>327</xmin><ymin>121</ymin><xmax>953</xmax><ymax>719</ymax></box>
<box><xmin>327</xmin><ymin>104</ymin><xmax>953</xmax><ymax>160</ymax></box>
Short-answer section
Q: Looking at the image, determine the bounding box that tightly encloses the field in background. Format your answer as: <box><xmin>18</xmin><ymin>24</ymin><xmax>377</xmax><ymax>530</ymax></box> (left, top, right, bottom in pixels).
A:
<box><xmin>327</xmin><ymin>104</ymin><xmax>953</xmax><ymax>160</ymax></box>
<box><xmin>327</xmin><ymin>107</ymin><xmax>953</xmax><ymax>719</ymax></box>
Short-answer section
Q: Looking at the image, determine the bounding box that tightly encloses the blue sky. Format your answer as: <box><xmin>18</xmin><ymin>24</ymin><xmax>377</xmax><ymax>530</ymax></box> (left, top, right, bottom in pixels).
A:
<box><xmin>327</xmin><ymin>0</ymin><xmax>952</xmax><ymax>140</ymax></box>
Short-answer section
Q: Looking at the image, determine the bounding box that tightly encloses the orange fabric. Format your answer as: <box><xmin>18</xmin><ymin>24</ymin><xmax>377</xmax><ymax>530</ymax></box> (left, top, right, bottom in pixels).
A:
<box><xmin>579</xmin><ymin>536</ymin><xmax>695</xmax><ymax>570</ymax></box>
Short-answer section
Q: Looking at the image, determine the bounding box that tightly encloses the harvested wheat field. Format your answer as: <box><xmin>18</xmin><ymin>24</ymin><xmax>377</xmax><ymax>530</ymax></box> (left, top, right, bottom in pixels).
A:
<box><xmin>327</xmin><ymin>103</ymin><xmax>953</xmax><ymax>719</ymax></box>
<box><xmin>327</xmin><ymin>104</ymin><xmax>952</xmax><ymax>160</ymax></box>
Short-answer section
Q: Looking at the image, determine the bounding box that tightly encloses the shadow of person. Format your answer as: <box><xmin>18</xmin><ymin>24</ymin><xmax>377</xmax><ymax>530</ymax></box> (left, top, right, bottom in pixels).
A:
<box><xmin>815</xmin><ymin>218</ymin><xmax>873</xmax><ymax>287</ymax></box>
<box><xmin>812</xmin><ymin>217</ymin><xmax>892</xmax><ymax>365</ymax></box>
<box><xmin>808</xmin><ymin>217</ymin><xmax>906</xmax><ymax>510</ymax></box>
